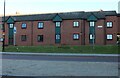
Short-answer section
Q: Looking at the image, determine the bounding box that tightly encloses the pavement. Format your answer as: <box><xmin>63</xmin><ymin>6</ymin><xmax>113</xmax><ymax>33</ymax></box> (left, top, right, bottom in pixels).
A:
<box><xmin>0</xmin><ymin>52</ymin><xmax>119</xmax><ymax>57</ymax></box>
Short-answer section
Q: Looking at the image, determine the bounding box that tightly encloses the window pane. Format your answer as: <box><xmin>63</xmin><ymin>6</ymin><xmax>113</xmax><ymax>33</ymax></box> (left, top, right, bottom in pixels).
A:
<box><xmin>22</xmin><ymin>23</ymin><xmax>26</xmax><ymax>28</ymax></box>
<box><xmin>107</xmin><ymin>35</ymin><xmax>112</xmax><ymax>39</ymax></box>
<box><xmin>90</xmin><ymin>22</ymin><xmax>94</xmax><ymax>27</ymax></box>
<box><xmin>110</xmin><ymin>22</ymin><xmax>112</xmax><ymax>27</ymax></box>
<box><xmin>107</xmin><ymin>22</ymin><xmax>112</xmax><ymax>27</ymax></box>
<box><xmin>38</xmin><ymin>35</ymin><xmax>43</xmax><ymax>42</ymax></box>
<box><xmin>73</xmin><ymin>22</ymin><xmax>79</xmax><ymax>27</ymax></box>
<box><xmin>73</xmin><ymin>34</ymin><xmax>79</xmax><ymax>40</ymax></box>
<box><xmin>90</xmin><ymin>34</ymin><xmax>93</xmax><ymax>39</ymax></box>
<box><xmin>107</xmin><ymin>22</ymin><xmax>109</xmax><ymax>27</ymax></box>
<box><xmin>56</xmin><ymin>34</ymin><xmax>60</xmax><ymax>39</ymax></box>
<box><xmin>38</xmin><ymin>22</ymin><xmax>43</xmax><ymax>28</ymax></box>
<box><xmin>56</xmin><ymin>22</ymin><xmax>60</xmax><ymax>27</ymax></box>
<box><xmin>9</xmin><ymin>24</ymin><xmax>13</xmax><ymax>28</ymax></box>
<box><xmin>21</xmin><ymin>35</ymin><xmax>27</xmax><ymax>41</ymax></box>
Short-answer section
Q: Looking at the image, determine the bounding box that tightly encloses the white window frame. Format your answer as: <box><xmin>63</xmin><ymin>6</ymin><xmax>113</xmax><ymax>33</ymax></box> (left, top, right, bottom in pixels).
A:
<box><xmin>56</xmin><ymin>34</ymin><xmax>60</xmax><ymax>40</ymax></box>
<box><xmin>22</xmin><ymin>23</ymin><xmax>27</xmax><ymax>29</ymax></box>
<box><xmin>107</xmin><ymin>22</ymin><xmax>112</xmax><ymax>27</ymax></box>
<box><xmin>9</xmin><ymin>24</ymin><xmax>14</xmax><ymax>28</ymax></box>
<box><xmin>56</xmin><ymin>22</ymin><xmax>60</xmax><ymax>27</ymax></box>
<box><xmin>38</xmin><ymin>22</ymin><xmax>44</xmax><ymax>29</ymax></box>
<box><xmin>90</xmin><ymin>34</ymin><xmax>93</xmax><ymax>39</ymax></box>
<box><xmin>73</xmin><ymin>22</ymin><xmax>79</xmax><ymax>27</ymax></box>
<box><xmin>73</xmin><ymin>34</ymin><xmax>79</xmax><ymax>40</ymax></box>
<box><xmin>90</xmin><ymin>34</ymin><xmax>95</xmax><ymax>39</ymax></box>
<box><xmin>90</xmin><ymin>22</ymin><xmax>95</xmax><ymax>27</ymax></box>
<box><xmin>107</xmin><ymin>34</ymin><xmax>113</xmax><ymax>40</ymax></box>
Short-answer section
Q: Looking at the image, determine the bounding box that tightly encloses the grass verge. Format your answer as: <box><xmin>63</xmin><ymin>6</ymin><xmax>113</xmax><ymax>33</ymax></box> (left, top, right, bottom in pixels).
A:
<box><xmin>4</xmin><ymin>45</ymin><xmax>119</xmax><ymax>54</ymax></box>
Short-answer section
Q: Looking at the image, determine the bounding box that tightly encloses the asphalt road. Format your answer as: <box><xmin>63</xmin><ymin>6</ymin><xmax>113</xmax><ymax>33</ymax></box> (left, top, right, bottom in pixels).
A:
<box><xmin>1</xmin><ymin>54</ymin><xmax>119</xmax><ymax>62</ymax></box>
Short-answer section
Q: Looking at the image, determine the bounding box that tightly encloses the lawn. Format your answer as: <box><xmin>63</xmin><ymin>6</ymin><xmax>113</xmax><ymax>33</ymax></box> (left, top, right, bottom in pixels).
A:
<box><xmin>4</xmin><ymin>45</ymin><xmax>119</xmax><ymax>54</ymax></box>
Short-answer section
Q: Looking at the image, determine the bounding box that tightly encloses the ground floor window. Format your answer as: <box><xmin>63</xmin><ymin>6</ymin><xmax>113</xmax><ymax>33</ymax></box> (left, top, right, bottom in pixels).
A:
<box><xmin>37</xmin><ymin>35</ymin><xmax>43</xmax><ymax>42</ymax></box>
<box><xmin>89</xmin><ymin>34</ymin><xmax>95</xmax><ymax>44</ymax></box>
<box><xmin>55</xmin><ymin>34</ymin><xmax>61</xmax><ymax>43</ymax></box>
<box><xmin>73</xmin><ymin>33</ymin><xmax>79</xmax><ymax>40</ymax></box>
<box><xmin>90</xmin><ymin>34</ymin><xmax>93</xmax><ymax>39</ymax></box>
<box><xmin>21</xmin><ymin>35</ymin><xmax>27</xmax><ymax>41</ymax></box>
<box><xmin>56</xmin><ymin>34</ymin><xmax>60</xmax><ymax>40</ymax></box>
<box><xmin>107</xmin><ymin>34</ymin><xmax>113</xmax><ymax>40</ymax></box>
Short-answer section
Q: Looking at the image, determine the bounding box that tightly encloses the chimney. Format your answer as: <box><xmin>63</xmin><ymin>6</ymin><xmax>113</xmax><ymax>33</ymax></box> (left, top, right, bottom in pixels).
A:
<box><xmin>16</xmin><ymin>11</ymin><xmax>20</xmax><ymax>15</ymax></box>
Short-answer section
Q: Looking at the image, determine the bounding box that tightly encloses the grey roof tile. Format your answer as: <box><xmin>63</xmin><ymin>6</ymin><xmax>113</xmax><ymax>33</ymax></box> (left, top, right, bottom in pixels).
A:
<box><xmin>3</xmin><ymin>11</ymin><xmax>117</xmax><ymax>22</ymax></box>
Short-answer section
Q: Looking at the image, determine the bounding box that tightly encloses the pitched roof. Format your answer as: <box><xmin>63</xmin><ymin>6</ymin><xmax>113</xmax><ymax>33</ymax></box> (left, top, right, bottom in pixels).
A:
<box><xmin>3</xmin><ymin>11</ymin><xmax>117</xmax><ymax>22</ymax></box>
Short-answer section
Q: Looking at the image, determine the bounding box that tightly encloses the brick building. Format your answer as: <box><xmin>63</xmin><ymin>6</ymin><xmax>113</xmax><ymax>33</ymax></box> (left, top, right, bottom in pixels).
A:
<box><xmin>3</xmin><ymin>11</ymin><xmax>120</xmax><ymax>46</ymax></box>
<box><xmin>0</xmin><ymin>17</ymin><xmax>3</xmax><ymax>46</ymax></box>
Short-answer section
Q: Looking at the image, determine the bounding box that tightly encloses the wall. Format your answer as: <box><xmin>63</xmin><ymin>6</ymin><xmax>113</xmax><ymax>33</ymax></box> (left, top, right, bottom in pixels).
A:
<box><xmin>105</xmin><ymin>16</ymin><xmax>118</xmax><ymax>45</ymax></box>
<box><xmin>4</xmin><ymin>15</ymin><xmax>119</xmax><ymax>46</ymax></box>
<box><xmin>61</xmin><ymin>20</ymin><xmax>82</xmax><ymax>45</ymax></box>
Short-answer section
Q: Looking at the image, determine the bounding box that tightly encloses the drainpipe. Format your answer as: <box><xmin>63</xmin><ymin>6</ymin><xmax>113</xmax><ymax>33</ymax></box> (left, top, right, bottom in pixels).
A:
<box><xmin>104</xmin><ymin>19</ymin><xmax>106</xmax><ymax>45</ymax></box>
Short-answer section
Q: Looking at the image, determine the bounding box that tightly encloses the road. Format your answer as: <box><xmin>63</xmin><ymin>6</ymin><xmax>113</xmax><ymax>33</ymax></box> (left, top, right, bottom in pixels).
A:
<box><xmin>1</xmin><ymin>54</ymin><xmax>119</xmax><ymax>77</ymax></box>
<box><xmin>1</xmin><ymin>54</ymin><xmax>119</xmax><ymax>62</ymax></box>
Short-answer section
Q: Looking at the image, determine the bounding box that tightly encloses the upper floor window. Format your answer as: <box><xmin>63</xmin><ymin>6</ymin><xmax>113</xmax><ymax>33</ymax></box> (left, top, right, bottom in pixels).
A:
<box><xmin>9</xmin><ymin>24</ymin><xmax>14</xmax><ymax>28</ymax></box>
<box><xmin>37</xmin><ymin>35</ymin><xmax>43</xmax><ymax>42</ymax></box>
<box><xmin>90</xmin><ymin>22</ymin><xmax>95</xmax><ymax>27</ymax></box>
<box><xmin>73</xmin><ymin>33</ymin><xmax>79</xmax><ymax>40</ymax></box>
<box><xmin>107</xmin><ymin>22</ymin><xmax>112</xmax><ymax>27</ymax></box>
<box><xmin>22</xmin><ymin>23</ymin><xmax>27</xmax><ymax>29</ymax></box>
<box><xmin>73</xmin><ymin>22</ymin><xmax>79</xmax><ymax>27</ymax></box>
<box><xmin>107</xmin><ymin>34</ymin><xmax>113</xmax><ymax>40</ymax></box>
<box><xmin>56</xmin><ymin>22</ymin><xmax>60</xmax><ymax>27</ymax></box>
<box><xmin>38</xmin><ymin>22</ymin><xmax>44</xmax><ymax>29</ymax></box>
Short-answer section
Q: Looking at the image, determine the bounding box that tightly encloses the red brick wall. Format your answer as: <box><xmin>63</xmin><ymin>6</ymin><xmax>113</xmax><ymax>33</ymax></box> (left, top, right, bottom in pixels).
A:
<box><xmin>84</xmin><ymin>20</ymin><xmax>89</xmax><ymax>45</ymax></box>
<box><xmin>105</xmin><ymin>16</ymin><xmax>118</xmax><ymax>45</ymax></box>
<box><xmin>61</xmin><ymin>20</ymin><xmax>82</xmax><ymax>45</ymax></box>
<box><xmin>0</xmin><ymin>17</ymin><xmax>2</xmax><ymax>46</ymax></box>
<box><xmin>4</xmin><ymin>16</ymin><xmax>119</xmax><ymax>46</ymax></box>
<box><xmin>85</xmin><ymin>19</ymin><xmax>108</xmax><ymax>45</ymax></box>
<box><xmin>95</xmin><ymin>19</ymin><xmax>105</xmax><ymax>45</ymax></box>
<box><xmin>15</xmin><ymin>21</ymin><xmax>32</xmax><ymax>46</ymax></box>
<box><xmin>118</xmin><ymin>16</ymin><xmax>120</xmax><ymax>33</ymax></box>
<box><xmin>5</xmin><ymin>23</ymin><xmax>9</xmax><ymax>45</ymax></box>
<box><xmin>33</xmin><ymin>21</ymin><xmax>55</xmax><ymax>46</ymax></box>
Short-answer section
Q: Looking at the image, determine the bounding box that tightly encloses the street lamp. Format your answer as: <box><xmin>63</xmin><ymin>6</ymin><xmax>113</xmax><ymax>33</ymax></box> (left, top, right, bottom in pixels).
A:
<box><xmin>2</xmin><ymin>0</ymin><xmax>5</xmax><ymax>52</ymax></box>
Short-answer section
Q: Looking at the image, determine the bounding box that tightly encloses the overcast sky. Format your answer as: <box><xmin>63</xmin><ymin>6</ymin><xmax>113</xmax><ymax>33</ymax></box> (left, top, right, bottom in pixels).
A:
<box><xmin>0</xmin><ymin>0</ymin><xmax>120</xmax><ymax>15</ymax></box>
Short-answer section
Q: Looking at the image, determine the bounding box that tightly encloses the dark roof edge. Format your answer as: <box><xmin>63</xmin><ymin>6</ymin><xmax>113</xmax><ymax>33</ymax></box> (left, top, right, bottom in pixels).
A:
<box><xmin>2</xmin><ymin>11</ymin><xmax>117</xmax><ymax>17</ymax></box>
<box><xmin>117</xmin><ymin>13</ymin><xmax>120</xmax><ymax>16</ymax></box>
<box><xmin>1</xmin><ymin>10</ymin><xmax>118</xmax><ymax>22</ymax></box>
